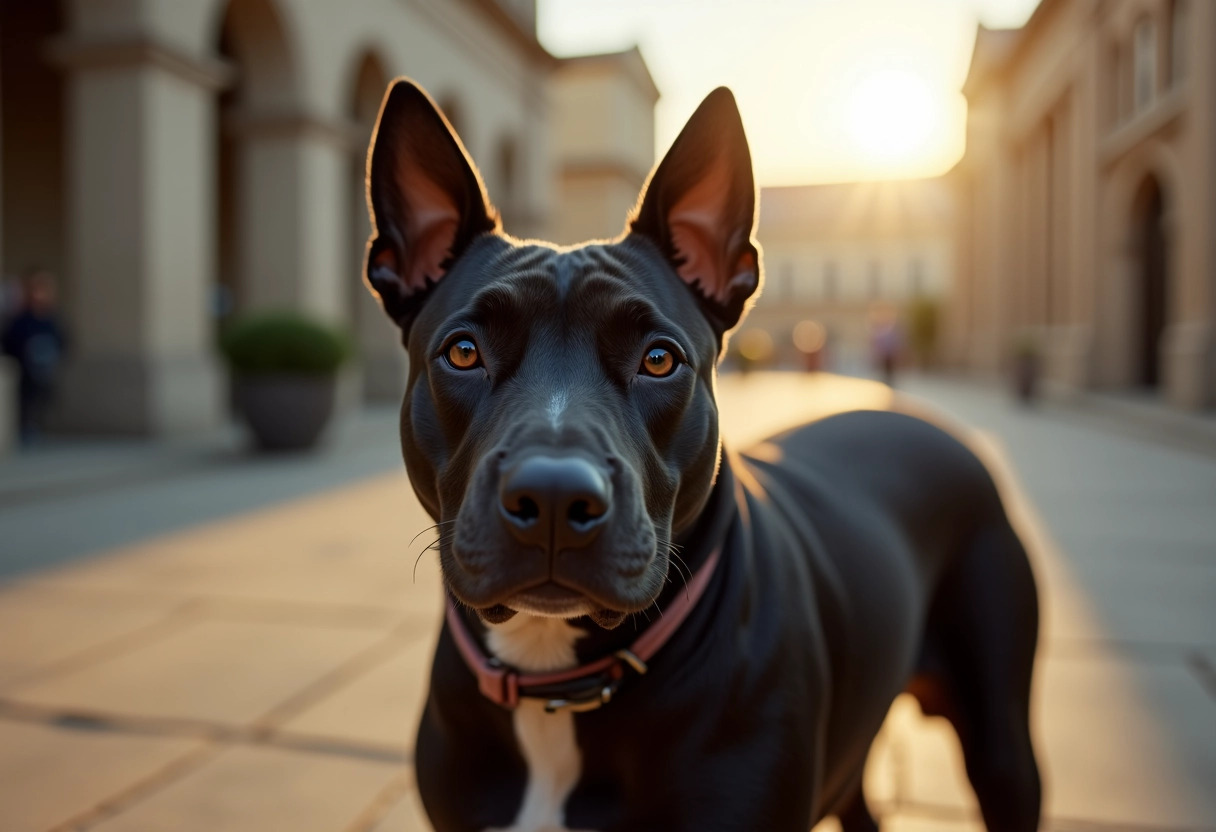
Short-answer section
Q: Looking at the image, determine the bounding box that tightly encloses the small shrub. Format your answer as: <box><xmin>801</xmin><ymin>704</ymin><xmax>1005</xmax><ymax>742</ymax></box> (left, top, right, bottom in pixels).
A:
<box><xmin>220</xmin><ymin>311</ymin><xmax>353</xmax><ymax>376</ymax></box>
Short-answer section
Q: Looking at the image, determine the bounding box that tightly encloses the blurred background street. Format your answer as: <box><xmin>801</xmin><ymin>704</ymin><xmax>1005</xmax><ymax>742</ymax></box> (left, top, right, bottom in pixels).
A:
<box><xmin>1</xmin><ymin>372</ymin><xmax>1214</xmax><ymax>831</ymax></box>
<box><xmin>3</xmin><ymin>0</ymin><xmax>1216</xmax><ymax>828</ymax></box>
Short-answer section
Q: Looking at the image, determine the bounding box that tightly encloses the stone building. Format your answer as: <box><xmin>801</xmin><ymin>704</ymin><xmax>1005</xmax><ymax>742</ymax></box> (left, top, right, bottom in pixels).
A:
<box><xmin>0</xmin><ymin>0</ymin><xmax>657</xmax><ymax>437</ymax></box>
<box><xmin>746</xmin><ymin>179</ymin><xmax>954</xmax><ymax>371</ymax></box>
<box><xmin>945</xmin><ymin>0</ymin><xmax>1216</xmax><ymax>410</ymax></box>
<box><xmin>549</xmin><ymin>47</ymin><xmax>659</xmax><ymax>246</ymax></box>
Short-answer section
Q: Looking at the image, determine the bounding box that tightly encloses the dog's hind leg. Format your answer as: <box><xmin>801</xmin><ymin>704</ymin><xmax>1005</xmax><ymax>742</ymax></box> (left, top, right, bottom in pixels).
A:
<box><xmin>914</xmin><ymin>519</ymin><xmax>1042</xmax><ymax>832</ymax></box>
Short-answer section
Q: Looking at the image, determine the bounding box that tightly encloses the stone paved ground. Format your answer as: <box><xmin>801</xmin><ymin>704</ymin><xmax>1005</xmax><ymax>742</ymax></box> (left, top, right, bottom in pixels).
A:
<box><xmin>0</xmin><ymin>372</ymin><xmax>1213</xmax><ymax>831</ymax></box>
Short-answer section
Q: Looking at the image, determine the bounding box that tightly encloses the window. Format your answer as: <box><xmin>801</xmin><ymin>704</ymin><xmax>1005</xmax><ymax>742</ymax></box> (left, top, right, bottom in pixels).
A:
<box><xmin>496</xmin><ymin>137</ymin><xmax>517</xmax><ymax>221</ymax></box>
<box><xmin>822</xmin><ymin>261</ymin><xmax>837</xmax><ymax>301</ymax></box>
<box><xmin>1133</xmin><ymin>18</ymin><xmax>1157</xmax><ymax>112</ymax></box>
<box><xmin>1169</xmin><ymin>0</ymin><xmax>1188</xmax><ymax>86</ymax></box>
<box><xmin>1115</xmin><ymin>42</ymin><xmax>1132</xmax><ymax>123</ymax></box>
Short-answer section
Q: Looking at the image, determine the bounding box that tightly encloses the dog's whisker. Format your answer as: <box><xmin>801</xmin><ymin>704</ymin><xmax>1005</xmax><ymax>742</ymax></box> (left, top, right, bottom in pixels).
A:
<box><xmin>407</xmin><ymin>519</ymin><xmax>455</xmax><ymax>552</ymax></box>
<box><xmin>411</xmin><ymin>524</ymin><xmax>458</xmax><ymax>583</ymax></box>
<box><xmin>658</xmin><ymin>538</ymin><xmax>692</xmax><ymax>601</ymax></box>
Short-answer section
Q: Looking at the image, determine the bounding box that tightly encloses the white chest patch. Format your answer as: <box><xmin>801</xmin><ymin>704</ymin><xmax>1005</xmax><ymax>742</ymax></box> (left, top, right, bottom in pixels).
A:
<box><xmin>484</xmin><ymin>616</ymin><xmax>595</xmax><ymax>832</ymax></box>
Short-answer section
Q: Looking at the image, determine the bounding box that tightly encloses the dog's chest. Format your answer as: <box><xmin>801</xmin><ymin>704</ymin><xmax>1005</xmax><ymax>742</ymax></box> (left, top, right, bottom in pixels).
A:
<box><xmin>484</xmin><ymin>617</ymin><xmax>596</xmax><ymax>832</ymax></box>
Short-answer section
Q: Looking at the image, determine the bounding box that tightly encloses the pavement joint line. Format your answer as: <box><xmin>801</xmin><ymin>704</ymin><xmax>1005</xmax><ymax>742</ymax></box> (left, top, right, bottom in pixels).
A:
<box><xmin>0</xmin><ymin>697</ymin><xmax>254</xmax><ymax>744</ymax></box>
<box><xmin>189</xmin><ymin>595</ymin><xmax>425</xmax><ymax>631</ymax></box>
<box><xmin>0</xmin><ymin>578</ymin><xmax>440</xmax><ymax>629</ymax></box>
<box><xmin>1040</xmin><ymin>639</ymin><xmax>1216</xmax><ymax>663</ymax></box>
<box><xmin>0</xmin><ymin>596</ymin><xmax>429</xmax><ymax>696</ymax></box>
<box><xmin>0</xmin><ymin>412</ymin><xmax>403</xmax><ymax>510</ymax></box>
<box><xmin>0</xmin><ymin>698</ymin><xmax>414</xmax><ymax>765</ymax></box>
<box><xmin>343</xmin><ymin>767</ymin><xmax>417</xmax><ymax>832</ymax></box>
<box><xmin>0</xmin><ymin>454</ymin><xmax>234</xmax><ymax>510</ymax></box>
<box><xmin>45</xmin><ymin>742</ymin><xmax>223</xmax><ymax>832</ymax></box>
<box><xmin>1038</xmin><ymin>392</ymin><xmax>1216</xmax><ymax>461</ymax></box>
<box><xmin>254</xmin><ymin>729</ymin><xmax>411</xmax><ymax>765</ymax></box>
<box><xmin>891</xmin><ymin>798</ymin><xmax>1216</xmax><ymax>832</ymax></box>
<box><xmin>1185</xmin><ymin>652</ymin><xmax>1216</xmax><ymax>703</ymax></box>
<box><xmin>251</xmin><ymin>622</ymin><xmax>431</xmax><ymax>734</ymax></box>
<box><xmin>0</xmin><ymin>599</ymin><xmax>204</xmax><ymax>692</ymax></box>
<box><xmin>1044</xmin><ymin>818</ymin><xmax>1216</xmax><ymax>832</ymax></box>
<box><xmin>904</xmin><ymin>373</ymin><xmax>1216</xmax><ymax>460</ymax></box>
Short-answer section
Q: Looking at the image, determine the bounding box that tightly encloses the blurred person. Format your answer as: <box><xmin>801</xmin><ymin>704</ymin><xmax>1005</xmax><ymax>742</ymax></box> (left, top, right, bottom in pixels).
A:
<box><xmin>2</xmin><ymin>269</ymin><xmax>66</xmax><ymax>445</ymax></box>
<box><xmin>870</xmin><ymin>307</ymin><xmax>902</xmax><ymax>387</ymax></box>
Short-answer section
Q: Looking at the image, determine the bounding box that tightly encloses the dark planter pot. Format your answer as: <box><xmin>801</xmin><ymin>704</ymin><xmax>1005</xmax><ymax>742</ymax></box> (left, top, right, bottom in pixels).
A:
<box><xmin>1013</xmin><ymin>354</ymin><xmax>1040</xmax><ymax>404</ymax></box>
<box><xmin>234</xmin><ymin>374</ymin><xmax>336</xmax><ymax>451</ymax></box>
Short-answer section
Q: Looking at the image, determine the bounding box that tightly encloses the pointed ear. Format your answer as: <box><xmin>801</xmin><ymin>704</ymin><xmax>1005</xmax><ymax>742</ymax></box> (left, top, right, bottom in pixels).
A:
<box><xmin>629</xmin><ymin>87</ymin><xmax>761</xmax><ymax>332</ymax></box>
<box><xmin>364</xmin><ymin>78</ymin><xmax>498</xmax><ymax>332</ymax></box>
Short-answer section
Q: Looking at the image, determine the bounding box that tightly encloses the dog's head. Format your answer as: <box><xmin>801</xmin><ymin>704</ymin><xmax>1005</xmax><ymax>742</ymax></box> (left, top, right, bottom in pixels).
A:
<box><xmin>364</xmin><ymin>80</ymin><xmax>760</xmax><ymax>627</ymax></box>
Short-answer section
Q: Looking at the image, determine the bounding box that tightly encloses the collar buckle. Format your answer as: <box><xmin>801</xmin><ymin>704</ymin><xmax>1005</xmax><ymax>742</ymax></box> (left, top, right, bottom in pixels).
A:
<box><xmin>541</xmin><ymin>649</ymin><xmax>648</xmax><ymax>714</ymax></box>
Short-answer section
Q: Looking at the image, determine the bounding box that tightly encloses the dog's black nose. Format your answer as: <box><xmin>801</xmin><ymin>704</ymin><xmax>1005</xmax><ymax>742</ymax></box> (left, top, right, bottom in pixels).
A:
<box><xmin>499</xmin><ymin>456</ymin><xmax>610</xmax><ymax>550</ymax></box>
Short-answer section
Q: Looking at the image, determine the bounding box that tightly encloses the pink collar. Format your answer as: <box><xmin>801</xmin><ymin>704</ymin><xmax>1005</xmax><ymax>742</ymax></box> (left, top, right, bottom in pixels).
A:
<box><xmin>445</xmin><ymin>548</ymin><xmax>721</xmax><ymax>713</ymax></box>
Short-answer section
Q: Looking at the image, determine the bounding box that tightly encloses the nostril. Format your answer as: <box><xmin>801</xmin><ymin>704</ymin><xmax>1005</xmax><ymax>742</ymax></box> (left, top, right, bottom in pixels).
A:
<box><xmin>505</xmin><ymin>495</ymin><xmax>540</xmax><ymax>525</ymax></box>
<box><xmin>567</xmin><ymin>496</ymin><xmax>606</xmax><ymax>528</ymax></box>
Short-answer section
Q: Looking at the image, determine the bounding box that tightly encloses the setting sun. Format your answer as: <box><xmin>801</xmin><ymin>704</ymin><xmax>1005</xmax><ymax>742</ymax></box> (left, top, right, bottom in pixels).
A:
<box><xmin>847</xmin><ymin>70</ymin><xmax>943</xmax><ymax>163</ymax></box>
<box><xmin>538</xmin><ymin>0</ymin><xmax>1043</xmax><ymax>185</ymax></box>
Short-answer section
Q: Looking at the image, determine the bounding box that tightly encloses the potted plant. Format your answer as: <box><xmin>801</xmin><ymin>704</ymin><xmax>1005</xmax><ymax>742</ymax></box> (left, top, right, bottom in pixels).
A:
<box><xmin>1011</xmin><ymin>331</ymin><xmax>1041</xmax><ymax>405</ymax></box>
<box><xmin>220</xmin><ymin>311</ymin><xmax>353</xmax><ymax>451</ymax></box>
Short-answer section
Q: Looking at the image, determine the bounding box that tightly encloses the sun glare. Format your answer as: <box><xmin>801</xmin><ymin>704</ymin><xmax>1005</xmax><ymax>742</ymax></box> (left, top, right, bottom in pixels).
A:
<box><xmin>847</xmin><ymin>70</ymin><xmax>942</xmax><ymax>164</ymax></box>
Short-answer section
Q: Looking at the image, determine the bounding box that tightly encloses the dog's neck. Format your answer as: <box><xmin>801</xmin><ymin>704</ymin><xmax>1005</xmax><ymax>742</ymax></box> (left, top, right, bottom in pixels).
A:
<box><xmin>464</xmin><ymin>451</ymin><xmax>739</xmax><ymax>668</ymax></box>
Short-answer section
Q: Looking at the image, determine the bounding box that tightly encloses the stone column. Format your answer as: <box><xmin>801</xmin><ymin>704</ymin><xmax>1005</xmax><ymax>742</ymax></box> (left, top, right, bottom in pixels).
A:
<box><xmin>1162</xmin><ymin>322</ymin><xmax>1215</xmax><ymax>408</ymax></box>
<box><xmin>1161</xmin><ymin>0</ymin><xmax>1216</xmax><ymax>410</ymax></box>
<box><xmin>226</xmin><ymin>113</ymin><xmax>351</xmax><ymax>322</ymax></box>
<box><xmin>0</xmin><ymin>36</ymin><xmax>8</xmax><ymax>454</ymax></box>
<box><xmin>228</xmin><ymin>112</ymin><xmax>394</xmax><ymax>408</ymax></box>
<box><xmin>50</xmin><ymin>38</ymin><xmax>231</xmax><ymax>435</ymax></box>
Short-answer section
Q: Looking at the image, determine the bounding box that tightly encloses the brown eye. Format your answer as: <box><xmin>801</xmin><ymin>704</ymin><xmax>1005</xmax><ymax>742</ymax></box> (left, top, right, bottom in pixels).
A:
<box><xmin>640</xmin><ymin>345</ymin><xmax>677</xmax><ymax>378</ymax></box>
<box><xmin>446</xmin><ymin>338</ymin><xmax>480</xmax><ymax>370</ymax></box>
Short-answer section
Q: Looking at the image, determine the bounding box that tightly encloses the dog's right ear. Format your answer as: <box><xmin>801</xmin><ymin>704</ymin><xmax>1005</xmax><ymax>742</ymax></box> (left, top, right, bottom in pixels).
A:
<box><xmin>365</xmin><ymin>78</ymin><xmax>498</xmax><ymax>332</ymax></box>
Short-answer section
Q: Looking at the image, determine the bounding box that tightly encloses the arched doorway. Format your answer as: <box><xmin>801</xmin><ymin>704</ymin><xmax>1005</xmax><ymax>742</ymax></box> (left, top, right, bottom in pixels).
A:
<box><xmin>348</xmin><ymin>51</ymin><xmax>406</xmax><ymax>402</ymax></box>
<box><xmin>349</xmin><ymin>50</ymin><xmax>388</xmax><ymax>309</ymax></box>
<box><xmin>1131</xmin><ymin>175</ymin><xmax>1168</xmax><ymax>388</ymax></box>
<box><xmin>215</xmin><ymin>0</ymin><xmax>297</xmax><ymax>324</ymax></box>
<box><xmin>0</xmin><ymin>1</ymin><xmax>66</xmax><ymax>301</ymax></box>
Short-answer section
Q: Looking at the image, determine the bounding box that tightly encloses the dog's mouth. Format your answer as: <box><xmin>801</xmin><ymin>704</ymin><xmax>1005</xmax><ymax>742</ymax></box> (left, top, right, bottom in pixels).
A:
<box><xmin>476</xmin><ymin>581</ymin><xmax>630</xmax><ymax>629</ymax></box>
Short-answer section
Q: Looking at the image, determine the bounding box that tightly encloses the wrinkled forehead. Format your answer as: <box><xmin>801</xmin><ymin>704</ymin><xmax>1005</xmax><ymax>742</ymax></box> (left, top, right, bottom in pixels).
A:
<box><xmin>414</xmin><ymin>238</ymin><xmax>710</xmax><ymax>350</ymax></box>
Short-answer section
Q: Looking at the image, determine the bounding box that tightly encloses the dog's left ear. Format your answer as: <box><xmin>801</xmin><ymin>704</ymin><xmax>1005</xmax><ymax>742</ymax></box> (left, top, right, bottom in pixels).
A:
<box><xmin>365</xmin><ymin>78</ymin><xmax>498</xmax><ymax>333</ymax></box>
<box><xmin>629</xmin><ymin>87</ymin><xmax>760</xmax><ymax>332</ymax></box>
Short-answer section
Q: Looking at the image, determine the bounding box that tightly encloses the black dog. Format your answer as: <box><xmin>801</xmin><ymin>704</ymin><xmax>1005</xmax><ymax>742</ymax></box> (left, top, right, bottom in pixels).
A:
<box><xmin>363</xmin><ymin>78</ymin><xmax>1041</xmax><ymax>832</ymax></box>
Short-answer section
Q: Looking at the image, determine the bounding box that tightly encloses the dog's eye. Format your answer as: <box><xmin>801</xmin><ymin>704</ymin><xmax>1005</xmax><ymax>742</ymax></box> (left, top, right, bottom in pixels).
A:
<box><xmin>640</xmin><ymin>345</ymin><xmax>679</xmax><ymax>378</ymax></box>
<box><xmin>446</xmin><ymin>338</ymin><xmax>481</xmax><ymax>370</ymax></box>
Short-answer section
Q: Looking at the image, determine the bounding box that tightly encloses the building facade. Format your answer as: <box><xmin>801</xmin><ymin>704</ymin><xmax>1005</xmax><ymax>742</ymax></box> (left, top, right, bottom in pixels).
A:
<box><xmin>550</xmin><ymin>47</ymin><xmax>659</xmax><ymax>245</ymax></box>
<box><xmin>746</xmin><ymin>179</ymin><xmax>954</xmax><ymax>371</ymax></box>
<box><xmin>0</xmin><ymin>0</ymin><xmax>656</xmax><ymax>437</ymax></box>
<box><xmin>945</xmin><ymin>0</ymin><xmax>1216</xmax><ymax>410</ymax></box>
